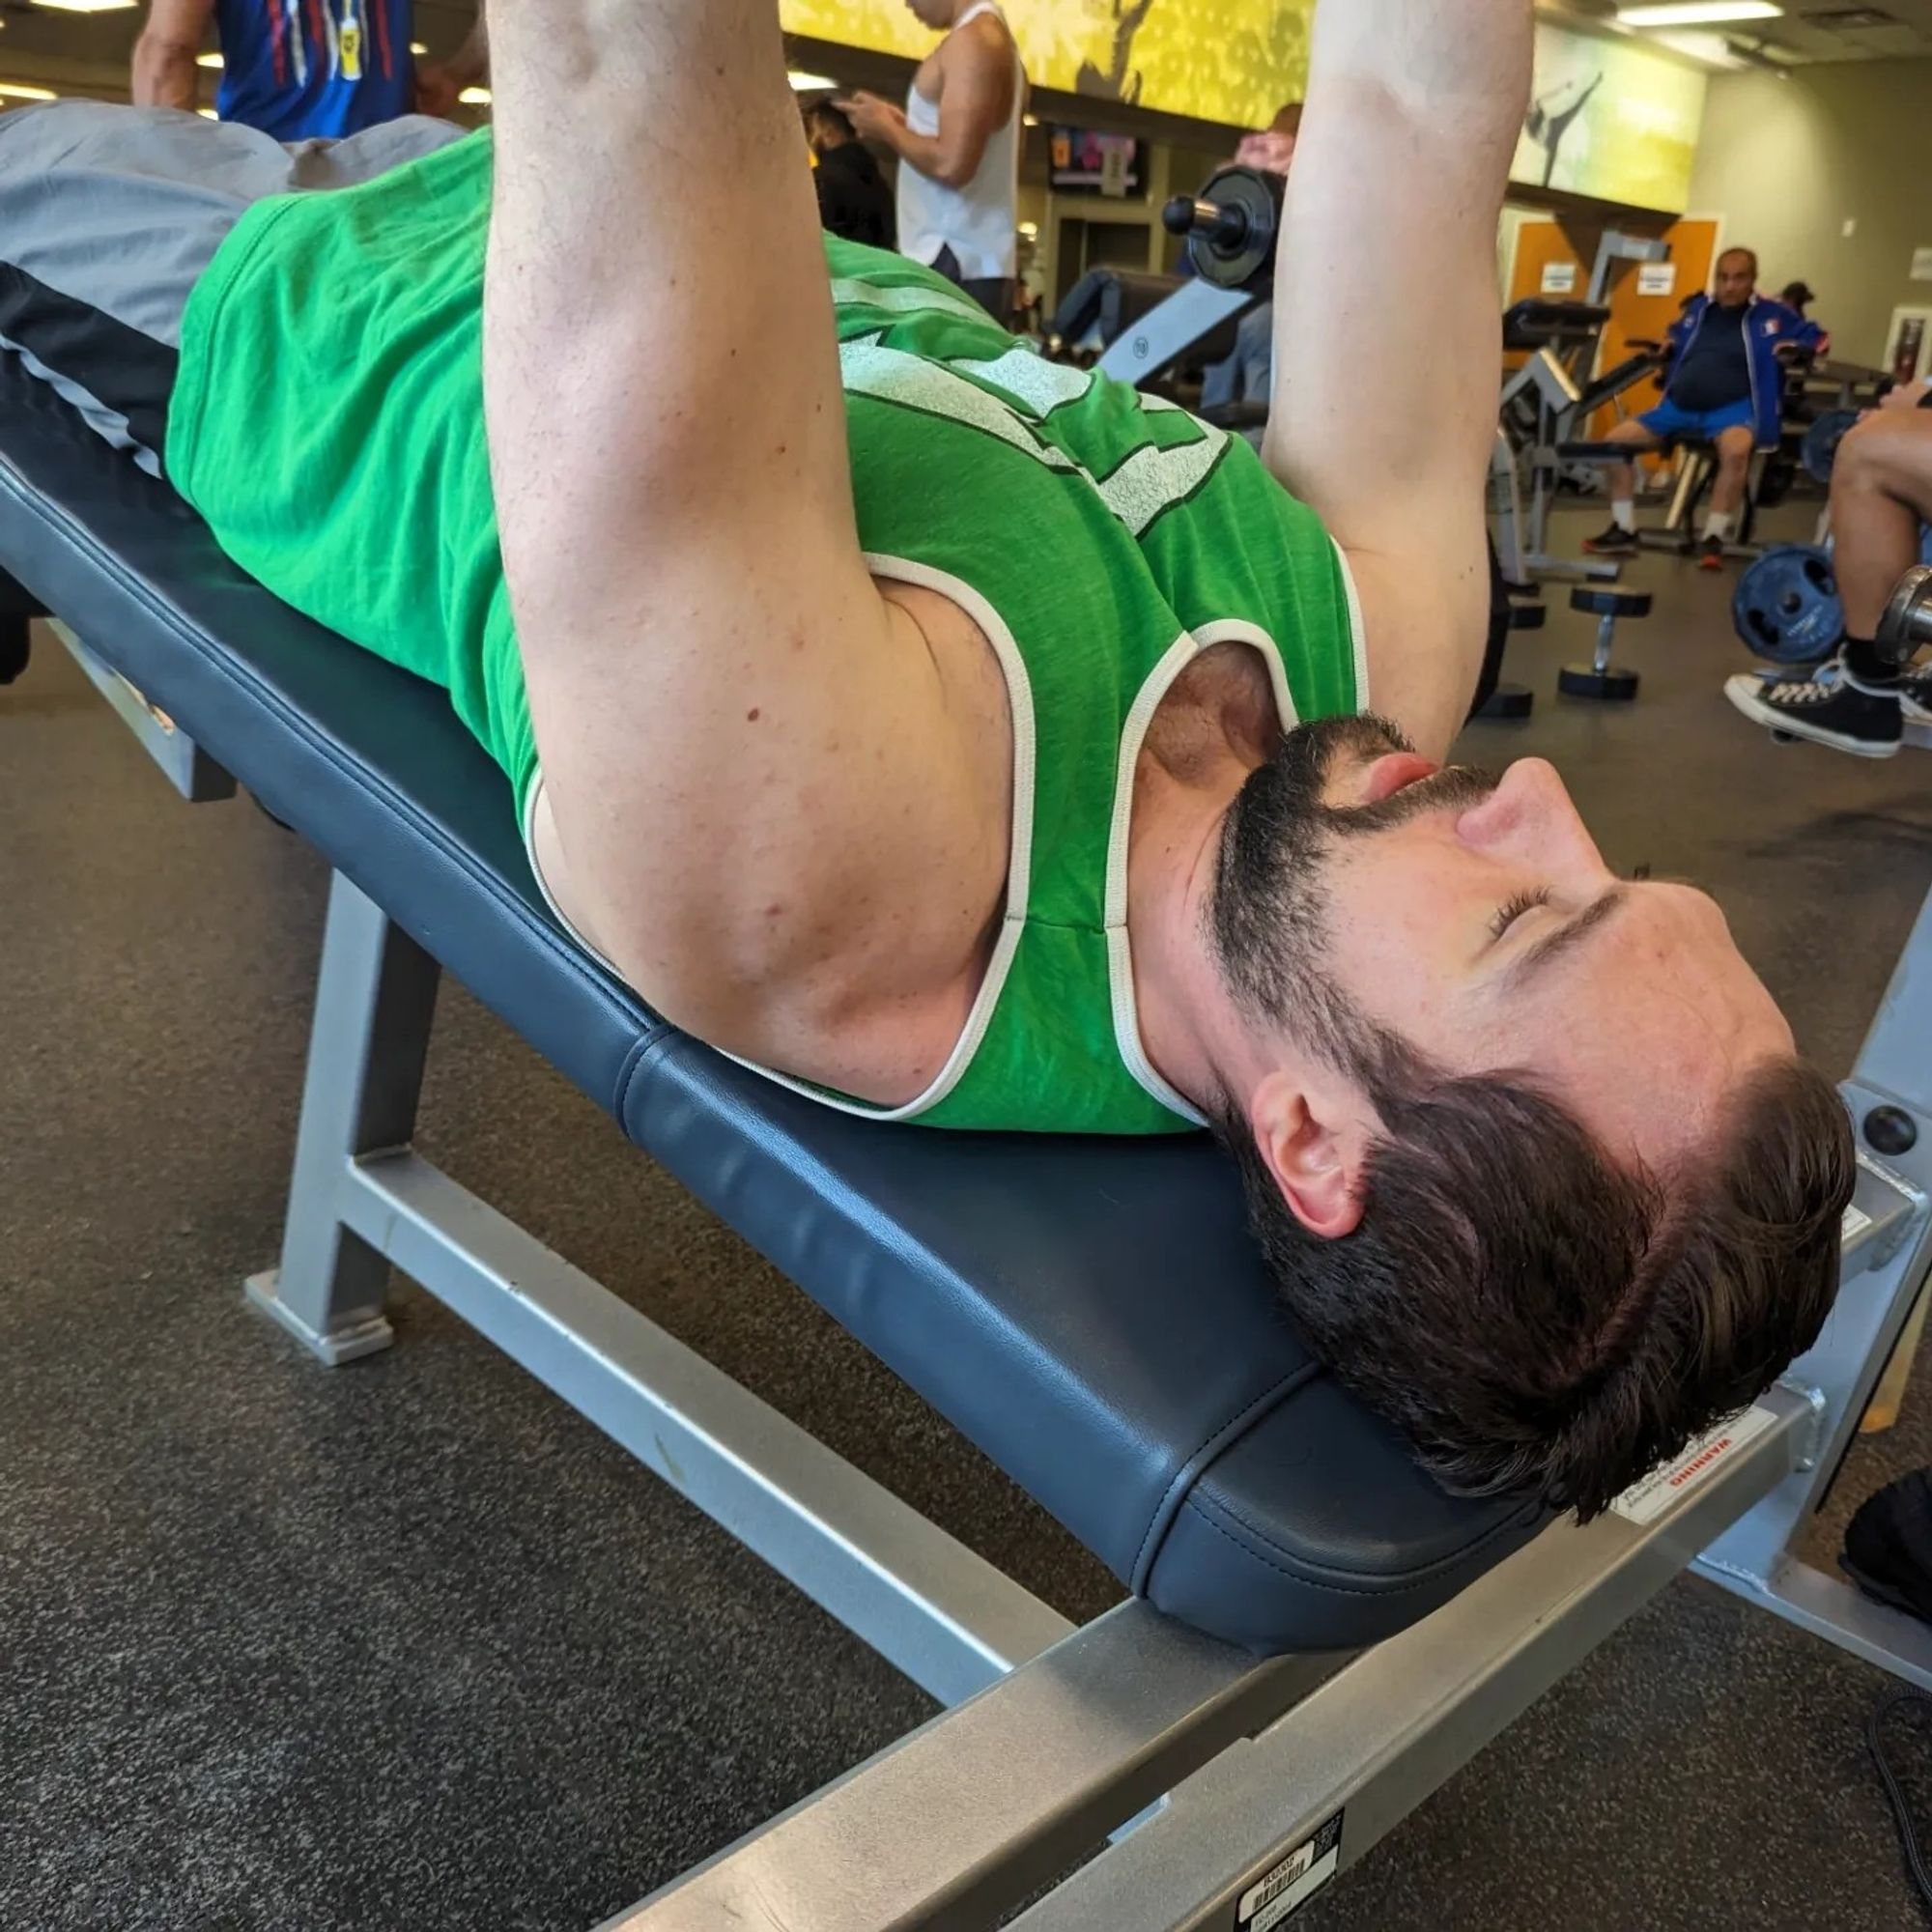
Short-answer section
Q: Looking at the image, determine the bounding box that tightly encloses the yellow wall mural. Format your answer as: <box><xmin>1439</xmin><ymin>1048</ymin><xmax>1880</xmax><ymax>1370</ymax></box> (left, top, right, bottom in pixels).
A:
<box><xmin>1516</xmin><ymin>21</ymin><xmax>1707</xmax><ymax>213</ymax></box>
<box><xmin>781</xmin><ymin>4</ymin><xmax>1710</xmax><ymax>213</ymax></box>
<box><xmin>780</xmin><ymin>0</ymin><xmax>1312</xmax><ymax>132</ymax></box>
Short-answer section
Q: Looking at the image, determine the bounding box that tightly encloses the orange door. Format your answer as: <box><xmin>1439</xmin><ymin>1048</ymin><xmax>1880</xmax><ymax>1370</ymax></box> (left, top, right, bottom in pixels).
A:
<box><xmin>1504</xmin><ymin>220</ymin><xmax>1585</xmax><ymax>372</ymax></box>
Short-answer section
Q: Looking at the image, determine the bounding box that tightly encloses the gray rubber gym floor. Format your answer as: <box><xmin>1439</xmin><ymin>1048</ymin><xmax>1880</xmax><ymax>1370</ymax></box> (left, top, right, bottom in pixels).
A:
<box><xmin>7</xmin><ymin>498</ymin><xmax>1932</xmax><ymax>1931</ymax></box>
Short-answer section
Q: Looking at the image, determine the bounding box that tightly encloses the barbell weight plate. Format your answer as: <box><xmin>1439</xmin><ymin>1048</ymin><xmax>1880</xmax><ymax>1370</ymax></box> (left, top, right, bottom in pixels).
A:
<box><xmin>1185</xmin><ymin>165</ymin><xmax>1283</xmax><ymax>292</ymax></box>
<box><xmin>1731</xmin><ymin>543</ymin><xmax>1842</xmax><ymax>666</ymax></box>
<box><xmin>1801</xmin><ymin>409</ymin><xmax>1860</xmax><ymax>484</ymax></box>
<box><xmin>1878</xmin><ymin>563</ymin><xmax>1932</xmax><ymax>664</ymax></box>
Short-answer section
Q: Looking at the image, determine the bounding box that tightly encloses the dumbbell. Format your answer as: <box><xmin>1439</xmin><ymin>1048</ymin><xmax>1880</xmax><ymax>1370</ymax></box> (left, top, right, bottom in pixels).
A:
<box><xmin>1161</xmin><ymin>166</ymin><xmax>1285</xmax><ymax>292</ymax></box>
<box><xmin>1479</xmin><ymin>598</ymin><xmax>1544</xmax><ymax>721</ymax></box>
<box><xmin>1879</xmin><ymin>563</ymin><xmax>1932</xmax><ymax>666</ymax></box>
<box><xmin>1559</xmin><ymin>585</ymin><xmax>1649</xmax><ymax>701</ymax></box>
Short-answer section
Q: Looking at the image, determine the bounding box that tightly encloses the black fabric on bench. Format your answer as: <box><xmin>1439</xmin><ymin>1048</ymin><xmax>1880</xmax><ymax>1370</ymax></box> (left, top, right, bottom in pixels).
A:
<box><xmin>0</xmin><ymin>357</ymin><xmax>1543</xmax><ymax>1653</ymax></box>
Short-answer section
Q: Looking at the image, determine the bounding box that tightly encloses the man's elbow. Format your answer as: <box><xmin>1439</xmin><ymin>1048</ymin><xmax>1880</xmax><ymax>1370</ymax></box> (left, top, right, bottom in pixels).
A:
<box><xmin>131</xmin><ymin>29</ymin><xmax>203</xmax><ymax>92</ymax></box>
<box><xmin>929</xmin><ymin>147</ymin><xmax>987</xmax><ymax>191</ymax></box>
<box><xmin>133</xmin><ymin>28</ymin><xmax>201</xmax><ymax>61</ymax></box>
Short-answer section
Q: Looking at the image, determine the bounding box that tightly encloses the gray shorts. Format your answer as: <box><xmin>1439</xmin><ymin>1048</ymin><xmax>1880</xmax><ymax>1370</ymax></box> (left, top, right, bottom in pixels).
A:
<box><xmin>0</xmin><ymin>99</ymin><xmax>461</xmax><ymax>475</ymax></box>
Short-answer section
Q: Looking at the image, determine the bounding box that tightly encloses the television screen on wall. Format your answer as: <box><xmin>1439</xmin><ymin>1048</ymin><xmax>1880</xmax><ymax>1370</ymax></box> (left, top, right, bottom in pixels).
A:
<box><xmin>1048</xmin><ymin>127</ymin><xmax>1143</xmax><ymax>196</ymax></box>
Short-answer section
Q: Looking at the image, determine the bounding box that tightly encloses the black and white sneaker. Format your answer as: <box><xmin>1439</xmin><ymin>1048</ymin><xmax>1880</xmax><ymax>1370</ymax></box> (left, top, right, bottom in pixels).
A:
<box><xmin>1696</xmin><ymin>535</ymin><xmax>1726</xmax><ymax>573</ymax></box>
<box><xmin>1900</xmin><ymin>665</ymin><xmax>1932</xmax><ymax>725</ymax></box>
<box><xmin>1581</xmin><ymin>521</ymin><xmax>1637</xmax><ymax>555</ymax></box>
<box><xmin>1723</xmin><ymin>663</ymin><xmax>1902</xmax><ymax>757</ymax></box>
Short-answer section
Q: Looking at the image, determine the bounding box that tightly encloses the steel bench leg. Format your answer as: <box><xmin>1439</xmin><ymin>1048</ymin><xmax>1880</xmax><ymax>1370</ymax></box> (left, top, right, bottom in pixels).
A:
<box><xmin>245</xmin><ymin>870</ymin><xmax>440</xmax><ymax>1364</ymax></box>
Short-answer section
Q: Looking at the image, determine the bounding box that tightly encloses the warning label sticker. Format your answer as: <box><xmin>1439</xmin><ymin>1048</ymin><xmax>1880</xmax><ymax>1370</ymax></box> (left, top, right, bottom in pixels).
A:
<box><xmin>1610</xmin><ymin>1404</ymin><xmax>1778</xmax><ymax>1526</ymax></box>
<box><xmin>1236</xmin><ymin>1814</ymin><xmax>1343</xmax><ymax>1931</ymax></box>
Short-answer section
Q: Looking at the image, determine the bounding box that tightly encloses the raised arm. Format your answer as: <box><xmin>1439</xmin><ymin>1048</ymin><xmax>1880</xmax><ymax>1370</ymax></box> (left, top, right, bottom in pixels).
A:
<box><xmin>131</xmin><ymin>0</ymin><xmax>213</xmax><ymax>111</ymax></box>
<box><xmin>1263</xmin><ymin>0</ymin><xmax>1532</xmax><ymax>758</ymax></box>
<box><xmin>484</xmin><ymin>0</ymin><xmax>991</xmax><ymax>1096</ymax></box>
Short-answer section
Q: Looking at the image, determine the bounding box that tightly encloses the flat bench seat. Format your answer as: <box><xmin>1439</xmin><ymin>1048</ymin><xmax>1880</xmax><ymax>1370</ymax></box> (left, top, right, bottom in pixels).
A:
<box><xmin>0</xmin><ymin>356</ymin><xmax>1541</xmax><ymax>1653</ymax></box>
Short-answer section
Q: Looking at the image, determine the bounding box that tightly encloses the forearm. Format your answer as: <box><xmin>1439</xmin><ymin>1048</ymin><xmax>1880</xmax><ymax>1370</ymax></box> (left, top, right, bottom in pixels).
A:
<box><xmin>878</xmin><ymin>118</ymin><xmax>946</xmax><ymax>182</ymax></box>
<box><xmin>130</xmin><ymin>34</ymin><xmax>200</xmax><ymax>109</ymax></box>
<box><xmin>1299</xmin><ymin>0</ymin><xmax>1532</xmax><ymax>120</ymax></box>
<box><xmin>1262</xmin><ymin>0</ymin><xmax>1530</xmax><ymax>517</ymax></box>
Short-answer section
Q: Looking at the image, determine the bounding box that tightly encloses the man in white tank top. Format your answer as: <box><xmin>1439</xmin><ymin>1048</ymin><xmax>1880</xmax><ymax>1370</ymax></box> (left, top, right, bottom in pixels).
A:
<box><xmin>838</xmin><ymin>0</ymin><xmax>1024</xmax><ymax>323</ymax></box>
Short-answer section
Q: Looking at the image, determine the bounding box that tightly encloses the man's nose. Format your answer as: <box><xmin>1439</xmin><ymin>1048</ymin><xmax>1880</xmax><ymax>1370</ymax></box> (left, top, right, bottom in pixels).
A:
<box><xmin>1453</xmin><ymin>757</ymin><xmax>1605</xmax><ymax>871</ymax></box>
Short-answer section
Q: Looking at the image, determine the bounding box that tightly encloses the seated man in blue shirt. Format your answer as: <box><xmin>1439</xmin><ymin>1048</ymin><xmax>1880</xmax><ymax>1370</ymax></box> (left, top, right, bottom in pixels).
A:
<box><xmin>1582</xmin><ymin>247</ymin><xmax>1824</xmax><ymax>571</ymax></box>
<box><xmin>132</xmin><ymin>0</ymin><xmax>485</xmax><ymax>141</ymax></box>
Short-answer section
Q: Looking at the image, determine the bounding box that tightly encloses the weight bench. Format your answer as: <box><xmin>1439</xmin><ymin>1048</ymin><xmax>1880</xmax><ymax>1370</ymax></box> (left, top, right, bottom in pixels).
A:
<box><xmin>9</xmin><ymin>348</ymin><xmax>1932</xmax><ymax>1929</ymax></box>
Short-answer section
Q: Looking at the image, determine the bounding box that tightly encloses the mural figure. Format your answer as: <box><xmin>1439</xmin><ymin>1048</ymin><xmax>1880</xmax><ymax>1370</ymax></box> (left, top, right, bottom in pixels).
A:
<box><xmin>1075</xmin><ymin>0</ymin><xmax>1155</xmax><ymax>103</ymax></box>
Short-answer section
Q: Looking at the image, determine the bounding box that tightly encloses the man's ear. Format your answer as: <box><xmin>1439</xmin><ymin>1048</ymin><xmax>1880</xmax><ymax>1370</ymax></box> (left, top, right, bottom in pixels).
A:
<box><xmin>1248</xmin><ymin>1069</ymin><xmax>1369</xmax><ymax>1239</ymax></box>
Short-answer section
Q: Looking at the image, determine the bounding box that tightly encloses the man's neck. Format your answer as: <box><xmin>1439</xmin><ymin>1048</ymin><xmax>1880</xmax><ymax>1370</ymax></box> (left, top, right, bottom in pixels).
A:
<box><xmin>1125</xmin><ymin>756</ymin><xmax>1268</xmax><ymax>1120</ymax></box>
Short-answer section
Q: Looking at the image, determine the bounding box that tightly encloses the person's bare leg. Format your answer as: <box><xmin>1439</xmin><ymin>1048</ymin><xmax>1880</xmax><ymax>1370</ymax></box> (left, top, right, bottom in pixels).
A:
<box><xmin>1833</xmin><ymin>412</ymin><xmax>1932</xmax><ymax>639</ymax></box>
<box><xmin>1708</xmin><ymin>422</ymin><xmax>1753</xmax><ymax>521</ymax></box>
<box><xmin>1586</xmin><ymin>416</ymin><xmax>1658</xmax><ymax>550</ymax></box>
<box><xmin>1601</xmin><ymin>416</ymin><xmax>1656</xmax><ymax>505</ymax></box>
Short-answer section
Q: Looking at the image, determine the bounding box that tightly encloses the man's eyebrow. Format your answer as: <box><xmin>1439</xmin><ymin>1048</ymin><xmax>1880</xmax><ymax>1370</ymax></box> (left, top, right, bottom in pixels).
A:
<box><xmin>1499</xmin><ymin>886</ymin><xmax>1629</xmax><ymax>994</ymax></box>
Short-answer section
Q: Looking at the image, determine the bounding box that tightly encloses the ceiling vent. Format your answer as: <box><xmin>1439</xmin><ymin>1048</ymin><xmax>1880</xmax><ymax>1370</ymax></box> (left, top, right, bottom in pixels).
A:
<box><xmin>1797</xmin><ymin>8</ymin><xmax>1899</xmax><ymax>26</ymax></box>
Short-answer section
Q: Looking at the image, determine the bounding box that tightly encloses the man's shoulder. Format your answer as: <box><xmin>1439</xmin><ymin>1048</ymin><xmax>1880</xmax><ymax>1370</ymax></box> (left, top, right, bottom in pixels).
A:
<box><xmin>947</xmin><ymin>8</ymin><xmax>1017</xmax><ymax>62</ymax></box>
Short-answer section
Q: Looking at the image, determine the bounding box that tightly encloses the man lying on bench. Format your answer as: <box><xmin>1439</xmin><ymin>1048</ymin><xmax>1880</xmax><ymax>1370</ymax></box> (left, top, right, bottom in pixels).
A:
<box><xmin>0</xmin><ymin>0</ymin><xmax>1852</xmax><ymax>1530</ymax></box>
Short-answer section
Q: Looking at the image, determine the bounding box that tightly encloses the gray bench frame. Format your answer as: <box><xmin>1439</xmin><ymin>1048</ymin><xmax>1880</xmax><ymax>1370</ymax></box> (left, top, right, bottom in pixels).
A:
<box><xmin>44</xmin><ymin>612</ymin><xmax>1932</xmax><ymax>1929</ymax></box>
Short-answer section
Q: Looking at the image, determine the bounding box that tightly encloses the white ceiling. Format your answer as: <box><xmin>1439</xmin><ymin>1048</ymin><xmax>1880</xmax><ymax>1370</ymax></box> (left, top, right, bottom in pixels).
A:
<box><xmin>1555</xmin><ymin>0</ymin><xmax>1932</xmax><ymax>62</ymax></box>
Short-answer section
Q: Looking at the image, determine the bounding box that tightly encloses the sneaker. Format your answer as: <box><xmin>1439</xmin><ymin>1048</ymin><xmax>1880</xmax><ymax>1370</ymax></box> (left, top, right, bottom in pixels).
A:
<box><xmin>1900</xmin><ymin>665</ymin><xmax>1932</xmax><ymax>725</ymax></box>
<box><xmin>1697</xmin><ymin>535</ymin><xmax>1726</xmax><ymax>572</ymax></box>
<box><xmin>1723</xmin><ymin>664</ymin><xmax>1902</xmax><ymax>757</ymax></box>
<box><xmin>1845</xmin><ymin>1468</ymin><xmax>1932</xmax><ymax>1625</ymax></box>
<box><xmin>1581</xmin><ymin>521</ymin><xmax>1637</xmax><ymax>555</ymax></box>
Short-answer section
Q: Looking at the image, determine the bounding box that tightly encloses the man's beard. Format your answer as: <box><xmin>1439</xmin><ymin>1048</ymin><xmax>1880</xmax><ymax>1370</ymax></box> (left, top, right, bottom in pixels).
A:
<box><xmin>1208</xmin><ymin>713</ymin><xmax>1499</xmax><ymax>1069</ymax></box>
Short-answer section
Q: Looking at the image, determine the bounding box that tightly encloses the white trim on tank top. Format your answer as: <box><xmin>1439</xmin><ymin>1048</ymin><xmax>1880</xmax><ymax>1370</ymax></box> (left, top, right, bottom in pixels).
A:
<box><xmin>1100</xmin><ymin>550</ymin><xmax>1372</xmax><ymax>1126</ymax></box>
<box><xmin>522</xmin><ymin>552</ymin><xmax>1037</xmax><ymax>1124</ymax></box>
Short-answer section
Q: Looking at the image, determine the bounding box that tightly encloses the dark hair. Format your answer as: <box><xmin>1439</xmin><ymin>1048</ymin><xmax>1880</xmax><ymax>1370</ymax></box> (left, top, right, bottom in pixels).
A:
<box><xmin>807</xmin><ymin>100</ymin><xmax>857</xmax><ymax>143</ymax></box>
<box><xmin>1269</xmin><ymin>102</ymin><xmax>1304</xmax><ymax>136</ymax></box>
<box><xmin>1779</xmin><ymin>279</ymin><xmax>1816</xmax><ymax>314</ymax></box>
<box><xmin>1208</xmin><ymin>753</ymin><xmax>1855</xmax><ymax>1521</ymax></box>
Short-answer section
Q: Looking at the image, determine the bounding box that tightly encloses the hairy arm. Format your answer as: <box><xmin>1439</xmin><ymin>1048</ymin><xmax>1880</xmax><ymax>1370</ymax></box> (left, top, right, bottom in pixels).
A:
<box><xmin>485</xmin><ymin>0</ymin><xmax>986</xmax><ymax>1089</ymax></box>
<box><xmin>1263</xmin><ymin>0</ymin><xmax>1531</xmax><ymax>758</ymax></box>
<box><xmin>131</xmin><ymin>0</ymin><xmax>213</xmax><ymax>110</ymax></box>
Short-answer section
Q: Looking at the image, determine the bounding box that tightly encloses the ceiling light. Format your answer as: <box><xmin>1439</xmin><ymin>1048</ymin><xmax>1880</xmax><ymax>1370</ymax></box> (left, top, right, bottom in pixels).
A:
<box><xmin>27</xmin><ymin>0</ymin><xmax>137</xmax><ymax>11</ymax></box>
<box><xmin>786</xmin><ymin>70</ymin><xmax>838</xmax><ymax>91</ymax></box>
<box><xmin>198</xmin><ymin>107</ymin><xmax>216</xmax><ymax>118</ymax></box>
<box><xmin>197</xmin><ymin>50</ymin><xmax>222</xmax><ymax>67</ymax></box>
<box><xmin>1651</xmin><ymin>26</ymin><xmax>1748</xmax><ymax>63</ymax></box>
<box><xmin>410</xmin><ymin>40</ymin><xmax>426</xmax><ymax>53</ymax></box>
<box><xmin>0</xmin><ymin>81</ymin><xmax>56</xmax><ymax>99</ymax></box>
<box><xmin>1617</xmin><ymin>3</ymin><xmax>1781</xmax><ymax>24</ymax></box>
<box><xmin>457</xmin><ymin>84</ymin><xmax>490</xmax><ymax>103</ymax></box>
<box><xmin>1023</xmin><ymin>113</ymin><xmax>1039</xmax><ymax>127</ymax></box>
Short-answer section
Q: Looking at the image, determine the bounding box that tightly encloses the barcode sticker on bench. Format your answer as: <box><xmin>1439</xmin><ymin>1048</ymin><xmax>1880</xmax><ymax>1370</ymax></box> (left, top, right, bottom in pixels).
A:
<box><xmin>1610</xmin><ymin>1403</ymin><xmax>1778</xmax><ymax>1526</ymax></box>
<box><xmin>1236</xmin><ymin>1813</ymin><xmax>1342</xmax><ymax>1930</ymax></box>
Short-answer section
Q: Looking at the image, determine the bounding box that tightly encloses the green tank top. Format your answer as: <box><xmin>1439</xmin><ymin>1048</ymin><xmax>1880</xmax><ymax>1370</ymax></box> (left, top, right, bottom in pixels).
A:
<box><xmin>166</xmin><ymin>129</ymin><xmax>1366</xmax><ymax>1135</ymax></box>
